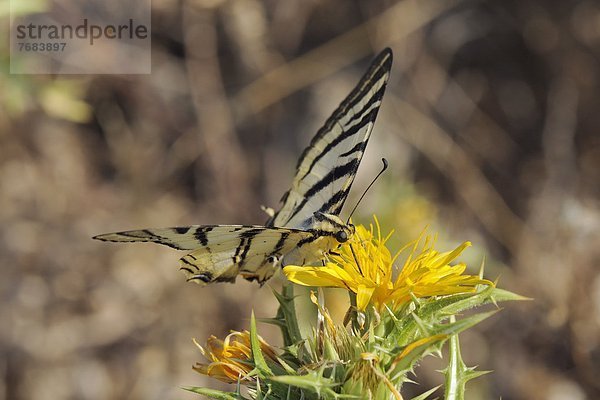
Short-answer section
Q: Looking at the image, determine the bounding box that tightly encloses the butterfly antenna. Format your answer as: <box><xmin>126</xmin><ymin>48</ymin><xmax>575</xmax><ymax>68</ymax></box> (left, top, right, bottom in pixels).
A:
<box><xmin>346</xmin><ymin>158</ymin><xmax>388</xmax><ymax>223</ymax></box>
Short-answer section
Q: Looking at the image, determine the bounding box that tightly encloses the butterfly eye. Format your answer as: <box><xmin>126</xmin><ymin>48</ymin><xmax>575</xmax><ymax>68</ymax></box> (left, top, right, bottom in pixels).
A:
<box><xmin>335</xmin><ymin>230</ymin><xmax>349</xmax><ymax>243</ymax></box>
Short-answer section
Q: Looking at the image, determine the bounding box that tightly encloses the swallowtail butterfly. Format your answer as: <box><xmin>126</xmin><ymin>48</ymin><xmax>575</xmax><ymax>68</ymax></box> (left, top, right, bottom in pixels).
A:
<box><xmin>94</xmin><ymin>48</ymin><xmax>393</xmax><ymax>285</ymax></box>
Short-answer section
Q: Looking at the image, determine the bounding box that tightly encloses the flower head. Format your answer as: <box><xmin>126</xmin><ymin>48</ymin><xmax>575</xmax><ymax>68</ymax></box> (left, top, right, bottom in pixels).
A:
<box><xmin>193</xmin><ymin>330</ymin><xmax>278</xmax><ymax>383</ymax></box>
<box><xmin>284</xmin><ymin>217</ymin><xmax>492</xmax><ymax>311</ymax></box>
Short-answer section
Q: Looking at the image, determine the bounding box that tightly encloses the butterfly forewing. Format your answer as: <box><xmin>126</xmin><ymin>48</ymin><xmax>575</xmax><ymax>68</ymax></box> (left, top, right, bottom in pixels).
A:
<box><xmin>267</xmin><ymin>48</ymin><xmax>392</xmax><ymax>229</ymax></box>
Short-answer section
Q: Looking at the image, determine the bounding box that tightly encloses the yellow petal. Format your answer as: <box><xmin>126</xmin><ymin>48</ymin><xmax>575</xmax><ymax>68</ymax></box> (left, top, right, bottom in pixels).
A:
<box><xmin>356</xmin><ymin>284</ymin><xmax>376</xmax><ymax>311</ymax></box>
<box><xmin>430</xmin><ymin>242</ymin><xmax>471</xmax><ymax>268</ymax></box>
<box><xmin>283</xmin><ymin>266</ymin><xmax>347</xmax><ymax>287</ymax></box>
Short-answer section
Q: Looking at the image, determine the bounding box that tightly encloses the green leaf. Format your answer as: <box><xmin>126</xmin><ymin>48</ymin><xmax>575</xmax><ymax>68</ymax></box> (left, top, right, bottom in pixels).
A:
<box><xmin>274</xmin><ymin>354</ymin><xmax>299</xmax><ymax>375</ymax></box>
<box><xmin>410</xmin><ymin>385</ymin><xmax>441</xmax><ymax>400</ymax></box>
<box><xmin>490</xmin><ymin>287</ymin><xmax>531</xmax><ymax>302</ymax></box>
<box><xmin>439</xmin><ymin>286</ymin><xmax>525</xmax><ymax>316</ymax></box>
<box><xmin>436</xmin><ymin>310</ymin><xmax>498</xmax><ymax>337</ymax></box>
<box><xmin>386</xmin><ymin>310</ymin><xmax>497</xmax><ymax>384</ymax></box>
<box><xmin>411</xmin><ymin>312</ymin><xmax>434</xmax><ymax>337</ymax></box>
<box><xmin>250</xmin><ymin>311</ymin><xmax>273</xmax><ymax>377</ymax></box>
<box><xmin>389</xmin><ymin>334</ymin><xmax>448</xmax><ymax>375</ymax></box>
<box><xmin>271</xmin><ymin>373</ymin><xmax>338</xmax><ymax>399</ymax></box>
<box><xmin>390</xmin><ymin>285</ymin><xmax>523</xmax><ymax>347</ymax></box>
<box><xmin>322</xmin><ymin>336</ymin><xmax>341</xmax><ymax>362</ymax></box>
<box><xmin>271</xmin><ymin>284</ymin><xmax>304</xmax><ymax>347</ymax></box>
<box><xmin>183</xmin><ymin>387</ymin><xmax>243</xmax><ymax>399</ymax></box>
<box><xmin>392</xmin><ymin>309</ymin><xmax>434</xmax><ymax>346</ymax></box>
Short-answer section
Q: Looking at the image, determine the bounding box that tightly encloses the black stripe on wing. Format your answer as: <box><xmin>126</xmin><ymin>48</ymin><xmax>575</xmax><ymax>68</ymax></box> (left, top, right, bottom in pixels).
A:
<box><xmin>285</xmin><ymin>158</ymin><xmax>360</xmax><ymax>223</ymax></box>
<box><xmin>294</xmin><ymin>49</ymin><xmax>392</xmax><ymax>172</ymax></box>
<box><xmin>299</xmin><ymin>77</ymin><xmax>388</xmax><ymax>180</ymax></box>
<box><xmin>235</xmin><ymin>228</ymin><xmax>264</xmax><ymax>268</ymax></box>
<box><xmin>268</xmin><ymin>48</ymin><xmax>392</xmax><ymax>228</ymax></box>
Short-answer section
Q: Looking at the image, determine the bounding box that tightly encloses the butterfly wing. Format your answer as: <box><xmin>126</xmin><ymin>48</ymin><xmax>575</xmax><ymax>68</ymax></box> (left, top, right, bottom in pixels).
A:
<box><xmin>267</xmin><ymin>48</ymin><xmax>393</xmax><ymax>229</ymax></box>
<box><xmin>94</xmin><ymin>225</ymin><xmax>316</xmax><ymax>285</ymax></box>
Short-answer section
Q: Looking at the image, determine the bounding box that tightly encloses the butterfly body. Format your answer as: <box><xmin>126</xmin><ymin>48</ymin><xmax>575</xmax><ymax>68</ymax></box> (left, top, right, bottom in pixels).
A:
<box><xmin>94</xmin><ymin>48</ymin><xmax>393</xmax><ymax>286</ymax></box>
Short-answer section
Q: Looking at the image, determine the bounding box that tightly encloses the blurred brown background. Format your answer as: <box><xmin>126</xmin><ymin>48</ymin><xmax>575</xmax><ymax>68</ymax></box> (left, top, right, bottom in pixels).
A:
<box><xmin>2</xmin><ymin>0</ymin><xmax>599</xmax><ymax>399</ymax></box>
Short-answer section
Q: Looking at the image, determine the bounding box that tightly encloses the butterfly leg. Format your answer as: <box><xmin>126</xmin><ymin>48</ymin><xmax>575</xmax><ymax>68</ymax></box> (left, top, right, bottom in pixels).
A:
<box><xmin>316</xmin><ymin>287</ymin><xmax>326</xmax><ymax>357</ymax></box>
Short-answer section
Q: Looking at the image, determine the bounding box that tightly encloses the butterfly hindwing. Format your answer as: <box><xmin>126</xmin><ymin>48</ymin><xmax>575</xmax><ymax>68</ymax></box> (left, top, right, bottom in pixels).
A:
<box><xmin>267</xmin><ymin>48</ymin><xmax>393</xmax><ymax>229</ymax></box>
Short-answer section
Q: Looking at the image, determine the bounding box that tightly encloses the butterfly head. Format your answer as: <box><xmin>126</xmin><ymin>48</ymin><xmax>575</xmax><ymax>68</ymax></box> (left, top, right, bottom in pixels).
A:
<box><xmin>313</xmin><ymin>212</ymin><xmax>354</xmax><ymax>244</ymax></box>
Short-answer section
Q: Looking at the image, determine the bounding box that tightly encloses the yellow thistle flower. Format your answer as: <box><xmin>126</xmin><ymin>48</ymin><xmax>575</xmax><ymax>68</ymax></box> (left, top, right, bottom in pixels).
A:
<box><xmin>193</xmin><ymin>330</ymin><xmax>278</xmax><ymax>383</ymax></box>
<box><xmin>284</xmin><ymin>217</ymin><xmax>493</xmax><ymax>311</ymax></box>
